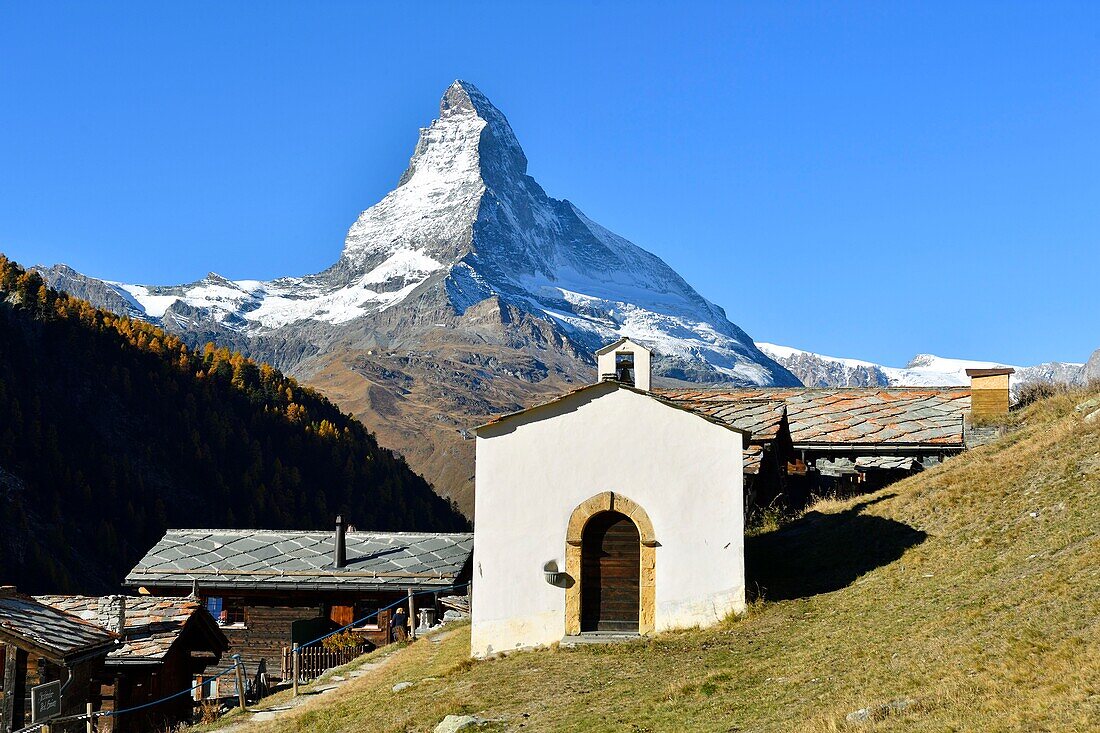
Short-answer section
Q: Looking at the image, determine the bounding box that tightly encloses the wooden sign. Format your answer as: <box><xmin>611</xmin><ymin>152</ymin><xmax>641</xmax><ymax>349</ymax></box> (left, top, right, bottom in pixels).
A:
<box><xmin>31</xmin><ymin>680</ymin><xmax>62</xmax><ymax>722</ymax></box>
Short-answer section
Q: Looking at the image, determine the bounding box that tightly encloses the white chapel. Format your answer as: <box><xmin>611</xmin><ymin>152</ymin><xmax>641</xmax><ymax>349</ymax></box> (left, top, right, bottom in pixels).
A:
<box><xmin>470</xmin><ymin>338</ymin><xmax>747</xmax><ymax>657</ymax></box>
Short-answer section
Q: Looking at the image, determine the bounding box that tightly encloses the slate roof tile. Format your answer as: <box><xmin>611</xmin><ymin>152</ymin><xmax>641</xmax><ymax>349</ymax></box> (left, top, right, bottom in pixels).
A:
<box><xmin>656</xmin><ymin>387</ymin><xmax>969</xmax><ymax>447</ymax></box>
<box><xmin>0</xmin><ymin>592</ymin><xmax>116</xmax><ymax>661</ymax></box>
<box><xmin>124</xmin><ymin>530</ymin><xmax>474</xmax><ymax>591</ymax></box>
<box><xmin>35</xmin><ymin>595</ymin><xmax>219</xmax><ymax>663</ymax></box>
<box><xmin>656</xmin><ymin>397</ymin><xmax>788</xmax><ymax>442</ymax></box>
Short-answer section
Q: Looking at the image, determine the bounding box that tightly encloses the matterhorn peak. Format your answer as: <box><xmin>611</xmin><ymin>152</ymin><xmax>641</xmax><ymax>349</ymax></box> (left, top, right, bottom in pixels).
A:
<box><xmin>388</xmin><ymin>80</ymin><xmax>527</xmax><ymax>195</ymax></box>
<box><xmin>42</xmin><ymin>80</ymin><xmax>799</xmax><ymax>390</ymax></box>
<box><xmin>440</xmin><ymin>80</ymin><xmax>484</xmax><ymax>117</ymax></box>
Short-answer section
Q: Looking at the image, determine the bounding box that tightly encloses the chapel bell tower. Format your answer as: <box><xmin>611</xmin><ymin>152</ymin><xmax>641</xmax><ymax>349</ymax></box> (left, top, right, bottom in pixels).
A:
<box><xmin>596</xmin><ymin>337</ymin><xmax>652</xmax><ymax>392</ymax></box>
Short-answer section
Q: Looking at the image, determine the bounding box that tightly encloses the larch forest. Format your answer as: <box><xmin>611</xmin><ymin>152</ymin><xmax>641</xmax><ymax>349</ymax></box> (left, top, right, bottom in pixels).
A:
<box><xmin>0</xmin><ymin>256</ymin><xmax>467</xmax><ymax>594</ymax></box>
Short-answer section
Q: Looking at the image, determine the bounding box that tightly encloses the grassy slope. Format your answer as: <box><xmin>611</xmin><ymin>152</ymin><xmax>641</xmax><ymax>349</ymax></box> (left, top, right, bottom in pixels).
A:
<box><xmin>239</xmin><ymin>390</ymin><xmax>1100</xmax><ymax>732</ymax></box>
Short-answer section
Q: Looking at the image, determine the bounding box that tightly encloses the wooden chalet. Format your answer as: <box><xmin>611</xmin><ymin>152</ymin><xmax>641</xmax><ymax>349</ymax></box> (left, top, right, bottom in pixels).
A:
<box><xmin>123</xmin><ymin>518</ymin><xmax>473</xmax><ymax>681</ymax></box>
<box><xmin>0</xmin><ymin>587</ymin><xmax>115</xmax><ymax>733</ymax></box>
<box><xmin>35</xmin><ymin>595</ymin><xmax>228</xmax><ymax>732</ymax></box>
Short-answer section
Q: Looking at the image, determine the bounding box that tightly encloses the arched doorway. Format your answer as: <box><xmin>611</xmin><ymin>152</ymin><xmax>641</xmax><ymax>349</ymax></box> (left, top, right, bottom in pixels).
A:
<box><xmin>580</xmin><ymin>511</ymin><xmax>640</xmax><ymax>632</ymax></box>
<box><xmin>565</xmin><ymin>492</ymin><xmax>656</xmax><ymax>636</ymax></box>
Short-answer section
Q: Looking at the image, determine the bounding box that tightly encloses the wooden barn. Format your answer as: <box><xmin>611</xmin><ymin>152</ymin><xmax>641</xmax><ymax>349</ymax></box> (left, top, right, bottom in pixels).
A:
<box><xmin>123</xmin><ymin>520</ymin><xmax>473</xmax><ymax>681</ymax></box>
<box><xmin>658</xmin><ymin>386</ymin><xmax>974</xmax><ymax>503</ymax></box>
<box><xmin>0</xmin><ymin>587</ymin><xmax>115</xmax><ymax>733</ymax></box>
<box><xmin>35</xmin><ymin>595</ymin><xmax>228</xmax><ymax>732</ymax></box>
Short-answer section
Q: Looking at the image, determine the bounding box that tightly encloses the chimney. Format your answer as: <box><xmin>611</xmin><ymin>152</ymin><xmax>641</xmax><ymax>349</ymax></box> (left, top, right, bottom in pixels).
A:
<box><xmin>334</xmin><ymin>515</ymin><xmax>347</xmax><ymax>569</ymax></box>
<box><xmin>98</xmin><ymin>595</ymin><xmax>127</xmax><ymax>635</ymax></box>
<box><xmin>966</xmin><ymin>368</ymin><xmax>1015</xmax><ymax>419</ymax></box>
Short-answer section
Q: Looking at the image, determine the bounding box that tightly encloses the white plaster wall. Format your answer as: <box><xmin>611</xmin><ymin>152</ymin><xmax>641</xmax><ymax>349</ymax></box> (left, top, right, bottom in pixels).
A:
<box><xmin>471</xmin><ymin>385</ymin><xmax>744</xmax><ymax>657</ymax></box>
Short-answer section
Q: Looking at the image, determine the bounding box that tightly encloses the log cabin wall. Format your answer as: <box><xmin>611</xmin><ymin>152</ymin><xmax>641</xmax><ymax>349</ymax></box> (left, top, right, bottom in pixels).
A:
<box><xmin>97</xmin><ymin>675</ymin><xmax>119</xmax><ymax>733</ymax></box>
<box><xmin>224</xmin><ymin>603</ymin><xmax>324</xmax><ymax>678</ymax></box>
<box><xmin>108</xmin><ymin>644</ymin><xmax>201</xmax><ymax>733</ymax></box>
<box><xmin>56</xmin><ymin>659</ymin><xmax>101</xmax><ymax>733</ymax></box>
<box><xmin>163</xmin><ymin>589</ymin><xmax>424</xmax><ymax>680</ymax></box>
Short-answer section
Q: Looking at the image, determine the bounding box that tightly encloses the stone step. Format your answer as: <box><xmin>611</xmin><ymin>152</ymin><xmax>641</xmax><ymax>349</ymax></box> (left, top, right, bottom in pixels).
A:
<box><xmin>561</xmin><ymin>632</ymin><xmax>640</xmax><ymax>647</ymax></box>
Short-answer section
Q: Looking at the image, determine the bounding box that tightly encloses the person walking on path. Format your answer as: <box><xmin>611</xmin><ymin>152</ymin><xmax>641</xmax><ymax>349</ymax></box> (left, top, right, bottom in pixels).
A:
<box><xmin>391</xmin><ymin>606</ymin><xmax>408</xmax><ymax>642</ymax></box>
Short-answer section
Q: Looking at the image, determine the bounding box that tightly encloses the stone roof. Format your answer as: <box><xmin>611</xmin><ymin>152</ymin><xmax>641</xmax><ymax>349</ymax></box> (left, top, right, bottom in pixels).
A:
<box><xmin>816</xmin><ymin>455</ymin><xmax>924</xmax><ymax>476</ymax></box>
<box><xmin>35</xmin><ymin>595</ymin><xmax>224</xmax><ymax>664</ymax></box>
<box><xmin>656</xmin><ymin>388</ymin><xmax>970</xmax><ymax>448</ymax></box>
<box><xmin>658</xmin><ymin>397</ymin><xmax>787</xmax><ymax>442</ymax></box>
<box><xmin>0</xmin><ymin>590</ymin><xmax>116</xmax><ymax>663</ymax></box>
<box><xmin>743</xmin><ymin>445</ymin><xmax>764</xmax><ymax>476</ymax></box>
<box><xmin>124</xmin><ymin>530</ymin><xmax>474</xmax><ymax>592</ymax></box>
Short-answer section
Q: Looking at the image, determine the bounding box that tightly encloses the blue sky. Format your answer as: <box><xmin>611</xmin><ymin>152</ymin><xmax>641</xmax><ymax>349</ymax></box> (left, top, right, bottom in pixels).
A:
<box><xmin>1</xmin><ymin>2</ymin><xmax>1097</xmax><ymax>365</ymax></box>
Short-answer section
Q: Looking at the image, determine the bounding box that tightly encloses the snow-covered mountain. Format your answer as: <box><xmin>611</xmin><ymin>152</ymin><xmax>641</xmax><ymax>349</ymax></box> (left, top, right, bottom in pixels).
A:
<box><xmin>757</xmin><ymin>342</ymin><xmax>1088</xmax><ymax>395</ymax></box>
<box><xmin>43</xmin><ymin>81</ymin><xmax>794</xmax><ymax>388</ymax></box>
<box><xmin>38</xmin><ymin>80</ymin><xmax>797</xmax><ymax>511</ymax></box>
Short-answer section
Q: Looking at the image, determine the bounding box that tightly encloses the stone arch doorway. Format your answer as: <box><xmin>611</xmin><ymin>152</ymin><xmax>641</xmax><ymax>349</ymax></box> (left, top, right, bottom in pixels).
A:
<box><xmin>565</xmin><ymin>492</ymin><xmax>656</xmax><ymax>636</ymax></box>
<box><xmin>580</xmin><ymin>510</ymin><xmax>640</xmax><ymax>631</ymax></box>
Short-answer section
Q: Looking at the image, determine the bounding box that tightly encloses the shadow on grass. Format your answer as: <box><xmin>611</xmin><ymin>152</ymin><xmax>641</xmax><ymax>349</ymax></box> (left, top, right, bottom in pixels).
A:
<box><xmin>746</xmin><ymin>494</ymin><xmax>926</xmax><ymax>601</ymax></box>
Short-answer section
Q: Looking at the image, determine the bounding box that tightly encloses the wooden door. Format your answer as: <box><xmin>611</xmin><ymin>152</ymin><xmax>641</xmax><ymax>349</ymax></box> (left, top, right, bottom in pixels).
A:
<box><xmin>580</xmin><ymin>511</ymin><xmax>640</xmax><ymax>632</ymax></box>
<box><xmin>329</xmin><ymin>605</ymin><xmax>354</xmax><ymax>627</ymax></box>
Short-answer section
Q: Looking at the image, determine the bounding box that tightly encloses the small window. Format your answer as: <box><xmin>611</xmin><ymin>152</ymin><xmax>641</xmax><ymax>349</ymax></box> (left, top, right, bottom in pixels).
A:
<box><xmin>352</xmin><ymin>602</ymin><xmax>381</xmax><ymax>630</ymax></box>
<box><xmin>197</xmin><ymin>676</ymin><xmax>219</xmax><ymax>700</ymax></box>
<box><xmin>223</xmin><ymin>604</ymin><xmax>245</xmax><ymax>626</ymax></box>
<box><xmin>205</xmin><ymin>597</ymin><xmax>245</xmax><ymax>626</ymax></box>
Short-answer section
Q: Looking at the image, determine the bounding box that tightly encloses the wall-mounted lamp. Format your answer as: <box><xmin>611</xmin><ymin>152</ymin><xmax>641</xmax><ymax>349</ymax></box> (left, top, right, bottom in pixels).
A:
<box><xmin>543</xmin><ymin>560</ymin><xmax>566</xmax><ymax>586</ymax></box>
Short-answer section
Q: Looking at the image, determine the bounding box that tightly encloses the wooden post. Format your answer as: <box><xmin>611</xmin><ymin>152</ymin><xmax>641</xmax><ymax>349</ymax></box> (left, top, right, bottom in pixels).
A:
<box><xmin>407</xmin><ymin>590</ymin><xmax>415</xmax><ymax>640</ymax></box>
<box><xmin>291</xmin><ymin>644</ymin><xmax>299</xmax><ymax>697</ymax></box>
<box><xmin>1</xmin><ymin>644</ymin><xmax>16</xmax><ymax>733</ymax></box>
<box><xmin>86</xmin><ymin>702</ymin><xmax>94</xmax><ymax>733</ymax></box>
<box><xmin>232</xmin><ymin>654</ymin><xmax>246</xmax><ymax>711</ymax></box>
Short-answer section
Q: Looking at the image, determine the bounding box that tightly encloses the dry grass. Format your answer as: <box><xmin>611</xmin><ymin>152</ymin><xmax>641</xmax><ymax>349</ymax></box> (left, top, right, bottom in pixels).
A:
<box><xmin>226</xmin><ymin>388</ymin><xmax>1100</xmax><ymax>732</ymax></box>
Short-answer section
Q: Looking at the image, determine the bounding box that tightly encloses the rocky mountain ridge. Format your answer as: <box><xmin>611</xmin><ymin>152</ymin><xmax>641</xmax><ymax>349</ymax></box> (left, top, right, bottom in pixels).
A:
<box><xmin>758</xmin><ymin>342</ymin><xmax>1094</xmax><ymax>395</ymax></box>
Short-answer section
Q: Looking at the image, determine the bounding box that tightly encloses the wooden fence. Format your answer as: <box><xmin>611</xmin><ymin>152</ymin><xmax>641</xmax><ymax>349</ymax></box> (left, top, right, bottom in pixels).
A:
<box><xmin>281</xmin><ymin>644</ymin><xmax>371</xmax><ymax>682</ymax></box>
